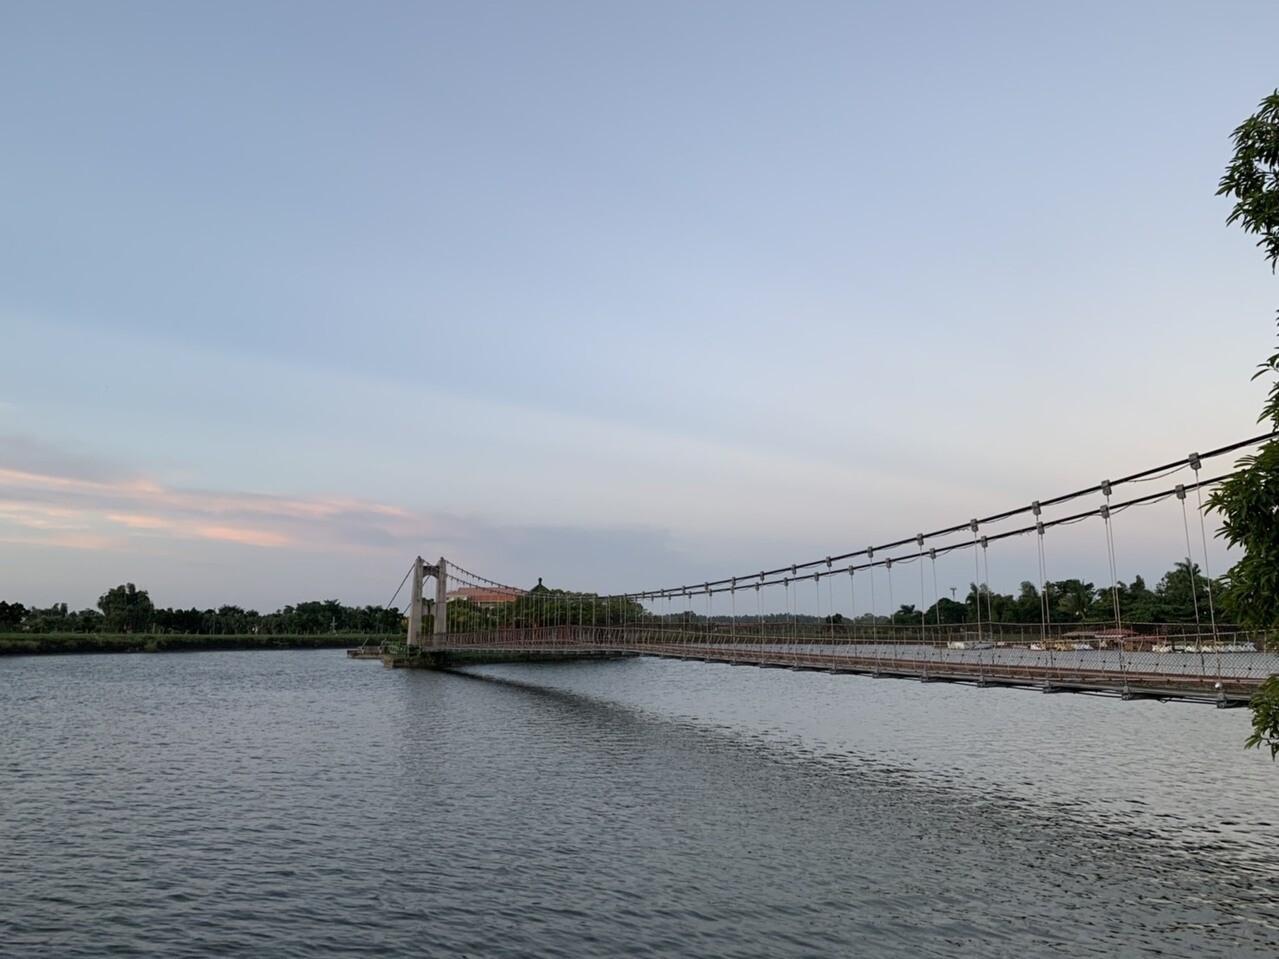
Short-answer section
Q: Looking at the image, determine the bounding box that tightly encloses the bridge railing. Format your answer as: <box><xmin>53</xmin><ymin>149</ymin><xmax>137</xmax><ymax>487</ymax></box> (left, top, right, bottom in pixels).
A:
<box><xmin>429</xmin><ymin>620</ymin><xmax>1278</xmax><ymax>697</ymax></box>
<box><xmin>630</xmin><ymin>617</ymin><xmax>1265</xmax><ymax>644</ymax></box>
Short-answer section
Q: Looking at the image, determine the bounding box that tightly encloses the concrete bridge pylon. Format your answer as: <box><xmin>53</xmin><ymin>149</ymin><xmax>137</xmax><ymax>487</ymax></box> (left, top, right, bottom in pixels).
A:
<box><xmin>406</xmin><ymin>556</ymin><xmax>448</xmax><ymax>648</ymax></box>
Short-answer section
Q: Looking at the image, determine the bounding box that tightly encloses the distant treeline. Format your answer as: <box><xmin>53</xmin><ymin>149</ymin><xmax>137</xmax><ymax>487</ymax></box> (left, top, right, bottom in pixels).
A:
<box><xmin>0</xmin><ymin>584</ymin><xmax>403</xmax><ymax>635</ymax></box>
<box><xmin>0</xmin><ymin>632</ymin><xmax>376</xmax><ymax>656</ymax></box>
<box><xmin>0</xmin><ymin>560</ymin><xmax>1231</xmax><ymax>640</ymax></box>
<box><xmin>806</xmin><ymin>561</ymin><xmax>1234</xmax><ymax>628</ymax></box>
<box><xmin>440</xmin><ymin>560</ymin><xmax>1233</xmax><ymax>630</ymax></box>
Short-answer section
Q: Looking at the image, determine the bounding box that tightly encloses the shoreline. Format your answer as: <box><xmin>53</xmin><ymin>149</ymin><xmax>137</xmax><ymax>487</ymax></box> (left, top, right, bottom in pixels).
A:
<box><xmin>0</xmin><ymin>633</ymin><xmax>399</xmax><ymax>657</ymax></box>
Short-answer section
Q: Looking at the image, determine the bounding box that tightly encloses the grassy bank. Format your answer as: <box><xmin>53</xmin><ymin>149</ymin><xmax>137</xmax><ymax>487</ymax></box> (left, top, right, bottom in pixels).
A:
<box><xmin>0</xmin><ymin>633</ymin><xmax>400</xmax><ymax>657</ymax></box>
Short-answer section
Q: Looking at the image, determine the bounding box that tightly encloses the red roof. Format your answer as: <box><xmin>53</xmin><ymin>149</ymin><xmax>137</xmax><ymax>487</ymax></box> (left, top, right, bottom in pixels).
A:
<box><xmin>446</xmin><ymin>586</ymin><xmax>526</xmax><ymax>606</ymax></box>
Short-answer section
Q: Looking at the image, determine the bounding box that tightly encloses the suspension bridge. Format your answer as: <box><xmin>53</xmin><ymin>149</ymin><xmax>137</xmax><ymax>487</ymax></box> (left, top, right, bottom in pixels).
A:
<box><xmin>360</xmin><ymin>434</ymin><xmax>1279</xmax><ymax>707</ymax></box>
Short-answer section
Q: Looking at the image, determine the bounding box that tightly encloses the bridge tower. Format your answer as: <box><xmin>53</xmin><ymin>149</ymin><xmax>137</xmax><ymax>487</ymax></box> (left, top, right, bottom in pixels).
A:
<box><xmin>406</xmin><ymin>556</ymin><xmax>449</xmax><ymax>648</ymax></box>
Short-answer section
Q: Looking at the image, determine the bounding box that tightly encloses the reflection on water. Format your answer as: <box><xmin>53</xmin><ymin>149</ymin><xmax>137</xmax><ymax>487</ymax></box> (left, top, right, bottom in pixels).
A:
<box><xmin>2</xmin><ymin>650</ymin><xmax>1277</xmax><ymax>957</ymax></box>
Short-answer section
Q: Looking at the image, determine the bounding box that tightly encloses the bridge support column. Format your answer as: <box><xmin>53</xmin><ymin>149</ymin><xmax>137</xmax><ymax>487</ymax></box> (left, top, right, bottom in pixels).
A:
<box><xmin>433</xmin><ymin>556</ymin><xmax>448</xmax><ymax>644</ymax></box>
<box><xmin>407</xmin><ymin>556</ymin><xmax>424</xmax><ymax>649</ymax></box>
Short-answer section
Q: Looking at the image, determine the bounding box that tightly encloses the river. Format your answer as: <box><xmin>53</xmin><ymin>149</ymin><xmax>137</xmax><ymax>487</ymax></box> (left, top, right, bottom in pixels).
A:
<box><xmin>2</xmin><ymin>650</ymin><xmax>1277</xmax><ymax>957</ymax></box>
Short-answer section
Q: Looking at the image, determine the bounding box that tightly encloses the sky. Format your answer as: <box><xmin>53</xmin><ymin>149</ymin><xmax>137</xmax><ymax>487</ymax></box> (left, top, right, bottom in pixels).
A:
<box><xmin>2</xmin><ymin>1</ymin><xmax>1278</xmax><ymax>615</ymax></box>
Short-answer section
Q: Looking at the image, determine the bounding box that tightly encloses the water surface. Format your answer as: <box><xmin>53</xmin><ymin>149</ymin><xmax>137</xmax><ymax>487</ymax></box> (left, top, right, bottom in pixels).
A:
<box><xmin>2</xmin><ymin>651</ymin><xmax>1277</xmax><ymax>957</ymax></box>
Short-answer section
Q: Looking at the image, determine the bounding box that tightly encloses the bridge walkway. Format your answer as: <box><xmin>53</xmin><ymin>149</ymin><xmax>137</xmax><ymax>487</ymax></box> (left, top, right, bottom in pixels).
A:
<box><xmin>417</xmin><ymin>625</ymin><xmax>1274</xmax><ymax>706</ymax></box>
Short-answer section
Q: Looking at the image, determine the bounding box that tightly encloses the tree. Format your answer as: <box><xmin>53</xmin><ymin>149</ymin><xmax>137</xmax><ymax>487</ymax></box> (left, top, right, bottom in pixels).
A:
<box><xmin>68</xmin><ymin>609</ymin><xmax>103</xmax><ymax>633</ymax></box>
<box><xmin>1247</xmin><ymin>675</ymin><xmax>1279</xmax><ymax>758</ymax></box>
<box><xmin>1208</xmin><ymin>90</ymin><xmax>1279</xmax><ymax>757</ymax></box>
<box><xmin>1050</xmin><ymin>579</ymin><xmax>1096</xmax><ymax>622</ymax></box>
<box><xmin>1218</xmin><ymin>90</ymin><xmax>1279</xmax><ymax>272</ymax></box>
<box><xmin>0</xmin><ymin>600</ymin><xmax>26</xmax><ymax>631</ymax></box>
<box><xmin>23</xmin><ymin>603</ymin><xmax>69</xmax><ymax>633</ymax></box>
<box><xmin>1011</xmin><ymin>581</ymin><xmax>1042</xmax><ymax>624</ymax></box>
<box><xmin>1152</xmin><ymin>560</ymin><xmax>1216</xmax><ymax>624</ymax></box>
<box><xmin>1117</xmin><ymin>574</ymin><xmax>1159</xmax><ymax>624</ymax></box>
<box><xmin>97</xmin><ymin>583</ymin><xmax>155</xmax><ymax>634</ymax></box>
<box><xmin>922</xmin><ymin>597</ymin><xmax>967</xmax><ymax>625</ymax></box>
<box><xmin>891</xmin><ymin>603</ymin><xmax>918</xmax><ymax>626</ymax></box>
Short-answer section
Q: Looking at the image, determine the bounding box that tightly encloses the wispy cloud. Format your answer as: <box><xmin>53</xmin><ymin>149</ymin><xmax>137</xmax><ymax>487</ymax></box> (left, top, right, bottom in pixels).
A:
<box><xmin>0</xmin><ymin>529</ymin><xmax>122</xmax><ymax>552</ymax></box>
<box><xmin>0</xmin><ymin>434</ymin><xmax>440</xmax><ymax>556</ymax></box>
<box><xmin>0</xmin><ymin>434</ymin><xmax>730</xmax><ymax>602</ymax></box>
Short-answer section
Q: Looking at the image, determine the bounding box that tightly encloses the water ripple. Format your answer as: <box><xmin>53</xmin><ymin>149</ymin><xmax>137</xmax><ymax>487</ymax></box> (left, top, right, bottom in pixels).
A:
<box><xmin>2</xmin><ymin>651</ymin><xmax>1278</xmax><ymax>957</ymax></box>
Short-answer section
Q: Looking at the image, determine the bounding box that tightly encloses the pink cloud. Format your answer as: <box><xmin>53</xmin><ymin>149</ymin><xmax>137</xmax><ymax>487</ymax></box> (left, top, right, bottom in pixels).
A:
<box><xmin>0</xmin><ymin>500</ymin><xmax>93</xmax><ymax>531</ymax></box>
<box><xmin>0</xmin><ymin>530</ymin><xmax>121</xmax><ymax>551</ymax></box>
<box><xmin>104</xmin><ymin>512</ymin><xmax>176</xmax><ymax>530</ymax></box>
<box><xmin>0</xmin><ymin>464</ymin><xmax>442</xmax><ymax>556</ymax></box>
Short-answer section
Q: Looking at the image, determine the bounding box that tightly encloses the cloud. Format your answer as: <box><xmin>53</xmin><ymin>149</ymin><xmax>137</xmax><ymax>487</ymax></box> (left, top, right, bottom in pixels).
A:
<box><xmin>2</xmin><ymin>430</ymin><xmax>1233</xmax><ymax>616</ymax></box>
<box><xmin>0</xmin><ymin>433</ymin><xmax>442</xmax><ymax>557</ymax></box>
<box><xmin>0</xmin><ymin>500</ymin><xmax>93</xmax><ymax>531</ymax></box>
<box><xmin>0</xmin><ymin>530</ymin><xmax>122</xmax><ymax>551</ymax></box>
<box><xmin>104</xmin><ymin>512</ymin><xmax>175</xmax><ymax>530</ymax></box>
<box><xmin>0</xmin><ymin>435</ymin><xmax>695</xmax><ymax>598</ymax></box>
<box><xmin>0</xmin><ymin>435</ymin><xmax>713</xmax><ymax>608</ymax></box>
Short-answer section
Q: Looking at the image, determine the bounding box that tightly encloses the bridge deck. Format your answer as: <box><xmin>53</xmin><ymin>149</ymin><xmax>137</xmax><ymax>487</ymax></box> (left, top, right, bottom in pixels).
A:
<box><xmin>407</xmin><ymin>626</ymin><xmax>1277</xmax><ymax>706</ymax></box>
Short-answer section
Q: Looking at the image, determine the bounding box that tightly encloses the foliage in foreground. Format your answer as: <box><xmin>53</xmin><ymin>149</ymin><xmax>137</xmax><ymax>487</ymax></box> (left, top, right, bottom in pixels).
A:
<box><xmin>1246</xmin><ymin>675</ymin><xmax>1279</xmax><ymax>759</ymax></box>
<box><xmin>1210</xmin><ymin>89</ymin><xmax>1279</xmax><ymax>757</ymax></box>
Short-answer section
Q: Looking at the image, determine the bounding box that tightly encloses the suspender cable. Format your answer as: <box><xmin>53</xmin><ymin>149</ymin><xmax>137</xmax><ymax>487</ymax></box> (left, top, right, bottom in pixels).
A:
<box><xmin>1101</xmin><ymin>481</ymin><xmax>1123</xmax><ymax>631</ymax></box>
<box><xmin>1190</xmin><ymin>454</ymin><xmax>1224</xmax><ymax>692</ymax></box>
<box><xmin>930</xmin><ymin>548</ymin><xmax>940</xmax><ymax>627</ymax></box>
<box><xmin>982</xmin><ymin>537</ymin><xmax>992</xmax><ymax>634</ymax></box>
<box><xmin>782</xmin><ymin>562</ymin><xmax>792</xmax><ymax>647</ymax></box>
<box><xmin>1176</xmin><ymin>483</ymin><xmax>1209</xmax><ymax>675</ymax></box>
<box><xmin>730</xmin><ymin>579</ymin><xmax>737</xmax><ymax>643</ymax></box>
<box><xmin>885</xmin><ymin>557</ymin><xmax>895</xmax><ymax>639</ymax></box>
<box><xmin>1177</xmin><ymin>485</ymin><xmax>1204</xmax><ymax>640</ymax></box>
<box><xmin>826</xmin><ymin>558</ymin><xmax>835</xmax><ymax>641</ymax></box>
<box><xmin>917</xmin><ymin>534</ymin><xmax>927</xmax><ymax>633</ymax></box>
<box><xmin>815</xmin><ymin>572</ymin><xmax>823</xmax><ymax>644</ymax></box>
<box><xmin>1100</xmin><ymin>481</ymin><xmax>1127</xmax><ymax>683</ymax></box>
<box><xmin>1034</xmin><ymin>502</ymin><xmax>1053</xmax><ymax>665</ymax></box>
<box><xmin>1189</xmin><ymin>454</ymin><xmax>1221</xmax><ymax>648</ymax></box>
<box><xmin>980</xmin><ymin>537</ymin><xmax>994</xmax><ymax>637</ymax></box>
<box><xmin>684</xmin><ymin>587</ymin><xmax>691</xmax><ymax>651</ymax></box>
<box><xmin>970</xmin><ymin>520</ymin><xmax>982</xmax><ymax>647</ymax></box>
<box><xmin>783</xmin><ymin>577</ymin><xmax>792</xmax><ymax>655</ymax></box>
<box><xmin>867</xmin><ymin>549</ymin><xmax>877</xmax><ymax>643</ymax></box>
<box><xmin>848</xmin><ymin>567</ymin><xmax>857</xmax><ymax>645</ymax></box>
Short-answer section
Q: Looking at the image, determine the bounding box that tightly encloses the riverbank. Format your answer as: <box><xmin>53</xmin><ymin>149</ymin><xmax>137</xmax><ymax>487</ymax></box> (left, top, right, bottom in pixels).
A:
<box><xmin>0</xmin><ymin>632</ymin><xmax>400</xmax><ymax>657</ymax></box>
